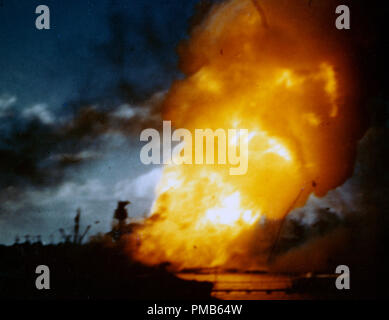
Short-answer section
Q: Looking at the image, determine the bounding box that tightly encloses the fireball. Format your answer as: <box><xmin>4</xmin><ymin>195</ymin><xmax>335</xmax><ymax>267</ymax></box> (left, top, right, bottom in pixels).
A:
<box><xmin>128</xmin><ymin>0</ymin><xmax>363</xmax><ymax>270</ymax></box>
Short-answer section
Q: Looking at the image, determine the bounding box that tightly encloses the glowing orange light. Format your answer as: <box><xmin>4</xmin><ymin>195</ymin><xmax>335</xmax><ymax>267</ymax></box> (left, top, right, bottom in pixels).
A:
<box><xmin>127</xmin><ymin>0</ymin><xmax>363</xmax><ymax>270</ymax></box>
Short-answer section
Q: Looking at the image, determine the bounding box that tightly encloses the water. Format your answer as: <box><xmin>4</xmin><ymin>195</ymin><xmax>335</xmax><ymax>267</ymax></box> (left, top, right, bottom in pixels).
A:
<box><xmin>177</xmin><ymin>272</ymin><xmax>312</xmax><ymax>300</ymax></box>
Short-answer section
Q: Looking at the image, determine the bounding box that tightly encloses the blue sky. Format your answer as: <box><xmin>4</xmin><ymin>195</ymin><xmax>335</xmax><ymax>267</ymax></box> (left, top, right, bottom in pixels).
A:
<box><xmin>0</xmin><ymin>0</ymin><xmax>201</xmax><ymax>243</ymax></box>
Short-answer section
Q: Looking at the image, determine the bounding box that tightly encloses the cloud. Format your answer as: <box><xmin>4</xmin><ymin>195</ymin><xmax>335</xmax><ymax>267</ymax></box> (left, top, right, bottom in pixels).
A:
<box><xmin>0</xmin><ymin>94</ymin><xmax>17</xmax><ymax>117</ymax></box>
<box><xmin>114</xmin><ymin>167</ymin><xmax>163</xmax><ymax>200</ymax></box>
<box><xmin>0</xmin><ymin>91</ymin><xmax>164</xmax><ymax>243</ymax></box>
<box><xmin>0</xmin><ymin>177</ymin><xmax>117</xmax><ymax>243</ymax></box>
<box><xmin>272</xmin><ymin>126</ymin><xmax>389</xmax><ymax>272</ymax></box>
<box><xmin>48</xmin><ymin>150</ymin><xmax>101</xmax><ymax>166</ymax></box>
<box><xmin>21</xmin><ymin>104</ymin><xmax>55</xmax><ymax>125</ymax></box>
<box><xmin>112</xmin><ymin>104</ymin><xmax>139</xmax><ymax>119</ymax></box>
<box><xmin>55</xmin><ymin>179</ymin><xmax>109</xmax><ymax>202</ymax></box>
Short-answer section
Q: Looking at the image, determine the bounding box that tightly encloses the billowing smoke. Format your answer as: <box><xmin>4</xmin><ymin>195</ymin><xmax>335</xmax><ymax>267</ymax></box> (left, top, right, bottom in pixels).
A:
<box><xmin>126</xmin><ymin>0</ymin><xmax>367</xmax><ymax>270</ymax></box>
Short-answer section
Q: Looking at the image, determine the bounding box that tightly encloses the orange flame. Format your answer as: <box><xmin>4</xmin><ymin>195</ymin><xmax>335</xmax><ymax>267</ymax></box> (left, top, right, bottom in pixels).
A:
<box><xmin>128</xmin><ymin>0</ymin><xmax>363</xmax><ymax>270</ymax></box>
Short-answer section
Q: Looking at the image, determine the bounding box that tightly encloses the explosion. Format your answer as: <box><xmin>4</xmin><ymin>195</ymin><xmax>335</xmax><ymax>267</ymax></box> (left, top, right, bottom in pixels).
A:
<box><xmin>128</xmin><ymin>0</ymin><xmax>364</xmax><ymax>270</ymax></box>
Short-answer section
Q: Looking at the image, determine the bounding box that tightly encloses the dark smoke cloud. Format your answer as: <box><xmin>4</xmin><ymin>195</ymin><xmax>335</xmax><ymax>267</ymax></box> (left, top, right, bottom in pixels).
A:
<box><xmin>0</xmin><ymin>93</ymin><xmax>164</xmax><ymax>188</ymax></box>
<box><xmin>271</xmin><ymin>127</ymin><xmax>389</xmax><ymax>272</ymax></box>
<box><xmin>263</xmin><ymin>0</ymin><xmax>389</xmax><ymax>282</ymax></box>
<box><xmin>0</xmin><ymin>0</ymin><xmax>209</xmax><ymax>243</ymax></box>
<box><xmin>0</xmin><ymin>0</ymin><xmax>195</xmax><ymax>190</ymax></box>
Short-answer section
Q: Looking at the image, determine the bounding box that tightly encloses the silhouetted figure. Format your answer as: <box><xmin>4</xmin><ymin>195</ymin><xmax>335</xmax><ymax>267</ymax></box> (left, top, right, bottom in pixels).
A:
<box><xmin>112</xmin><ymin>201</ymin><xmax>131</xmax><ymax>240</ymax></box>
<box><xmin>114</xmin><ymin>201</ymin><xmax>130</xmax><ymax>221</ymax></box>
